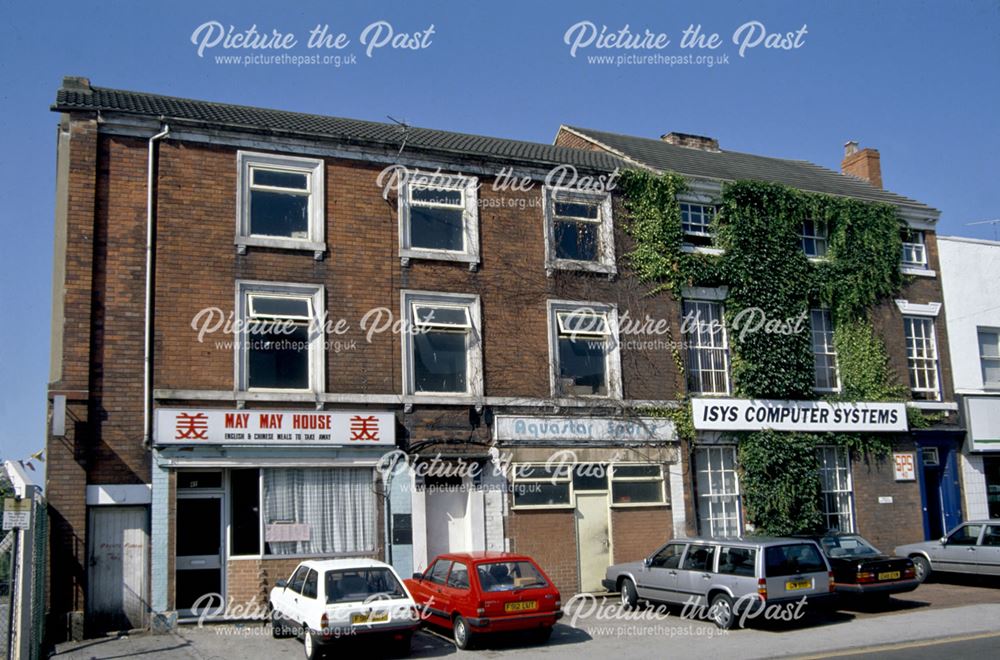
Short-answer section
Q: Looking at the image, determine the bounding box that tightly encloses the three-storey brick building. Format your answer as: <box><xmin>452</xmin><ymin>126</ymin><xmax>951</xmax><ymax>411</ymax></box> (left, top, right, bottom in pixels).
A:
<box><xmin>45</xmin><ymin>77</ymin><xmax>961</xmax><ymax>640</ymax></box>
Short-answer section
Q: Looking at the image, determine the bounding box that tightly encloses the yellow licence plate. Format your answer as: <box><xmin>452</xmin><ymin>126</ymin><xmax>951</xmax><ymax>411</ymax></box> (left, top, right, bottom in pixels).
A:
<box><xmin>878</xmin><ymin>571</ymin><xmax>901</xmax><ymax>581</ymax></box>
<box><xmin>505</xmin><ymin>601</ymin><xmax>537</xmax><ymax>612</ymax></box>
<box><xmin>352</xmin><ymin>612</ymin><xmax>389</xmax><ymax>624</ymax></box>
<box><xmin>786</xmin><ymin>579</ymin><xmax>812</xmax><ymax>591</ymax></box>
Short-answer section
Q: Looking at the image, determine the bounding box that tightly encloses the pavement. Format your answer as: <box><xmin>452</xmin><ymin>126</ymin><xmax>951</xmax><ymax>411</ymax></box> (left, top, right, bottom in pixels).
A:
<box><xmin>50</xmin><ymin>579</ymin><xmax>1000</xmax><ymax>660</ymax></box>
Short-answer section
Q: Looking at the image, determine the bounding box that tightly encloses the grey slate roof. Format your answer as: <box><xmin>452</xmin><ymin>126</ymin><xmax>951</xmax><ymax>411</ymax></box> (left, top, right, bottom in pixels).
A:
<box><xmin>52</xmin><ymin>85</ymin><xmax>623</xmax><ymax>172</ymax></box>
<box><xmin>562</xmin><ymin>126</ymin><xmax>938</xmax><ymax>214</ymax></box>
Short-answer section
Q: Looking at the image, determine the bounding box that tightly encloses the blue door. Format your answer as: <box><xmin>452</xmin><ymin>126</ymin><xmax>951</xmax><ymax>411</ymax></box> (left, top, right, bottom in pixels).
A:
<box><xmin>916</xmin><ymin>434</ymin><xmax>963</xmax><ymax>540</ymax></box>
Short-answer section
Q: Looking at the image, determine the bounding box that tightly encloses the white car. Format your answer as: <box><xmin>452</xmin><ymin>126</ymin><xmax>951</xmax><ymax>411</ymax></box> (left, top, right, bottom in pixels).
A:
<box><xmin>269</xmin><ymin>558</ymin><xmax>420</xmax><ymax>658</ymax></box>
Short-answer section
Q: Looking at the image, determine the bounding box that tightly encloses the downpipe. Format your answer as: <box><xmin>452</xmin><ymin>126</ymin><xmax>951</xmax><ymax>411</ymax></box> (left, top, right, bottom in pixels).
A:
<box><xmin>144</xmin><ymin>123</ymin><xmax>169</xmax><ymax>448</ymax></box>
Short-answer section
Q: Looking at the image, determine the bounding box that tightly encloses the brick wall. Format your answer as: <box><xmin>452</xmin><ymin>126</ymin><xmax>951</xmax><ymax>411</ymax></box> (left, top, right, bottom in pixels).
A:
<box><xmin>506</xmin><ymin>510</ymin><xmax>578</xmax><ymax>595</ymax></box>
<box><xmin>610</xmin><ymin>506</ymin><xmax>672</xmax><ymax>563</ymax></box>
<box><xmin>851</xmin><ymin>440</ymin><xmax>925</xmax><ymax>552</ymax></box>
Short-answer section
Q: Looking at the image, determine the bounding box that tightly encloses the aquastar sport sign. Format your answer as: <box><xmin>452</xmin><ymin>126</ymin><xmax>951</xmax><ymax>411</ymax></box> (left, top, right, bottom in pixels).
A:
<box><xmin>153</xmin><ymin>408</ymin><xmax>395</xmax><ymax>446</ymax></box>
<box><xmin>691</xmin><ymin>398</ymin><xmax>908</xmax><ymax>432</ymax></box>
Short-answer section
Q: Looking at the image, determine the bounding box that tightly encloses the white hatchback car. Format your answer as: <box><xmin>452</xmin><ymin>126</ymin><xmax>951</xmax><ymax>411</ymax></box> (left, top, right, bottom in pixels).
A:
<box><xmin>269</xmin><ymin>558</ymin><xmax>420</xmax><ymax>658</ymax></box>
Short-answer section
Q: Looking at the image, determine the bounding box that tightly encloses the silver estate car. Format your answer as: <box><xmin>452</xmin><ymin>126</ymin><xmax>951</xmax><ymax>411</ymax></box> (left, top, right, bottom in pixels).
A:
<box><xmin>602</xmin><ymin>536</ymin><xmax>835</xmax><ymax>629</ymax></box>
<box><xmin>895</xmin><ymin>521</ymin><xmax>1000</xmax><ymax>583</ymax></box>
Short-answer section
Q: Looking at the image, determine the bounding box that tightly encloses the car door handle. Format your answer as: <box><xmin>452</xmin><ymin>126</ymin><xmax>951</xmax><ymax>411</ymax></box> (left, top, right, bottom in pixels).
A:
<box><xmin>701</xmin><ymin>573</ymin><xmax>711</xmax><ymax>579</ymax></box>
<box><xmin>667</xmin><ymin>571</ymin><xmax>677</xmax><ymax>576</ymax></box>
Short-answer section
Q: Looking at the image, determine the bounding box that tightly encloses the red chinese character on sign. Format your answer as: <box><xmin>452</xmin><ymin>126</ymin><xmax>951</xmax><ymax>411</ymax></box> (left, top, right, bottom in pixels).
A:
<box><xmin>175</xmin><ymin>412</ymin><xmax>209</xmax><ymax>440</ymax></box>
<box><xmin>349</xmin><ymin>415</ymin><xmax>380</xmax><ymax>442</ymax></box>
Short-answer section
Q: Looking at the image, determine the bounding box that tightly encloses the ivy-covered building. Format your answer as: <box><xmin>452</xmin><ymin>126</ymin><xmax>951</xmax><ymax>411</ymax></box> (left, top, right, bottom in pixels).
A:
<box><xmin>555</xmin><ymin>127</ymin><xmax>963</xmax><ymax>552</ymax></box>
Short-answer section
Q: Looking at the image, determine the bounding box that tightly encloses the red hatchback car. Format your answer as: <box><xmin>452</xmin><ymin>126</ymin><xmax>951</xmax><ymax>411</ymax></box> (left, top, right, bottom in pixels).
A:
<box><xmin>405</xmin><ymin>552</ymin><xmax>562</xmax><ymax>649</ymax></box>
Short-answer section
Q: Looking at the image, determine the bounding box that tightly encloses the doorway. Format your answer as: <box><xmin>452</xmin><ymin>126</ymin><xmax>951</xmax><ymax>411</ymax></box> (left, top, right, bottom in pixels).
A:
<box><xmin>424</xmin><ymin>475</ymin><xmax>472</xmax><ymax>560</ymax></box>
<box><xmin>918</xmin><ymin>437</ymin><xmax>963</xmax><ymax>540</ymax></box>
<box><xmin>87</xmin><ymin>506</ymin><xmax>148</xmax><ymax>633</ymax></box>
<box><xmin>175</xmin><ymin>471</ymin><xmax>224</xmax><ymax>614</ymax></box>
<box><xmin>575</xmin><ymin>492</ymin><xmax>611</xmax><ymax>593</ymax></box>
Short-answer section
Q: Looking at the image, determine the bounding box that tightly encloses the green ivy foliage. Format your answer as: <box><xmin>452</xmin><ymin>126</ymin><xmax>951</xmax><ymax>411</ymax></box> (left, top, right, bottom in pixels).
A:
<box><xmin>621</xmin><ymin>172</ymin><xmax>909</xmax><ymax>535</ymax></box>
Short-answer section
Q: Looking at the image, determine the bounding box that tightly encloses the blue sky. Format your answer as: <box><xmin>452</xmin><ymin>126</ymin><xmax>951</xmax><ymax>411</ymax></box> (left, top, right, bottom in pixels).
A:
<box><xmin>0</xmin><ymin>0</ymin><xmax>998</xmax><ymax>461</ymax></box>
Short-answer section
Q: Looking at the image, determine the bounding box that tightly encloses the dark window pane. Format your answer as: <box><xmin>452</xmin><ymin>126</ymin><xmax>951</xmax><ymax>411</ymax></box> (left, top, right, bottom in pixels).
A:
<box><xmin>302</xmin><ymin>570</ymin><xmax>318</xmax><ymax>599</ymax></box>
<box><xmin>555</xmin><ymin>220</ymin><xmax>598</xmax><ymax>261</ymax></box>
<box><xmin>513</xmin><ymin>464</ymin><xmax>570</xmax><ymax>480</ymax></box>
<box><xmin>554</xmin><ymin>200</ymin><xmax>599</xmax><ymax>219</ymax></box>
<box><xmin>250</xmin><ymin>296</ymin><xmax>310</xmax><ymax>318</ymax></box>
<box><xmin>253</xmin><ymin>168</ymin><xmax>308</xmax><ymax>190</ymax></box>
<box><xmin>428</xmin><ymin>560</ymin><xmax>451</xmax><ymax>585</ymax></box>
<box><xmin>764</xmin><ymin>544</ymin><xmax>827</xmax><ymax>577</ymax></box>
<box><xmin>612</xmin><ymin>481</ymin><xmax>663</xmax><ymax>504</ymax></box>
<box><xmin>412</xmin><ymin>187</ymin><xmax>462</xmax><ymax>205</ymax></box>
<box><xmin>410</xmin><ymin>206</ymin><xmax>464</xmax><ymax>250</ymax></box>
<box><xmin>250</xmin><ymin>190</ymin><xmax>309</xmax><ymax>238</ymax></box>
<box><xmin>288</xmin><ymin>566</ymin><xmax>309</xmax><ymax>593</ymax></box>
<box><xmin>614</xmin><ymin>465</ymin><xmax>661</xmax><ymax>478</ymax></box>
<box><xmin>572</xmin><ymin>464</ymin><xmax>608</xmax><ymax>491</ymax></box>
<box><xmin>326</xmin><ymin>568</ymin><xmax>405</xmax><ymax>604</ymax></box>
<box><xmin>513</xmin><ymin>482</ymin><xmax>571</xmax><ymax>506</ymax></box>
<box><xmin>248</xmin><ymin>323</ymin><xmax>309</xmax><ymax>389</ymax></box>
<box><xmin>558</xmin><ymin>337</ymin><xmax>607</xmax><ymax>395</ymax></box>
<box><xmin>230</xmin><ymin>469</ymin><xmax>260</xmax><ymax>555</ymax></box>
<box><xmin>177</xmin><ymin>499</ymin><xmax>220</xmax><ymax>556</ymax></box>
<box><xmin>413</xmin><ymin>330</ymin><xmax>467</xmax><ymax>392</ymax></box>
<box><xmin>718</xmin><ymin>547</ymin><xmax>757</xmax><ymax>576</ymax></box>
<box><xmin>177</xmin><ymin>472</ymin><xmax>222</xmax><ymax>490</ymax></box>
<box><xmin>682</xmin><ymin>545</ymin><xmax>716</xmax><ymax>571</ymax></box>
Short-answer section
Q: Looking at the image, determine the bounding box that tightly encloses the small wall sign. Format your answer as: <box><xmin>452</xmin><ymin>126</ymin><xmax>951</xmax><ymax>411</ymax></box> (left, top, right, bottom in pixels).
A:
<box><xmin>893</xmin><ymin>452</ymin><xmax>916</xmax><ymax>481</ymax></box>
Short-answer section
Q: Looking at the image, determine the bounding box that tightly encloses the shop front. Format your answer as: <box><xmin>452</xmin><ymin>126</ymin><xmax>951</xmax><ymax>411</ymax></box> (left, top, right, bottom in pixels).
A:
<box><xmin>960</xmin><ymin>395</ymin><xmax>1000</xmax><ymax>521</ymax></box>
<box><xmin>149</xmin><ymin>407</ymin><xmax>396</xmax><ymax>620</ymax></box>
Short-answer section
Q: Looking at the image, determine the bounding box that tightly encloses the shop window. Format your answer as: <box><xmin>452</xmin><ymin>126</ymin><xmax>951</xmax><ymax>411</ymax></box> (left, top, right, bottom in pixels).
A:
<box><xmin>986</xmin><ymin>458</ymin><xmax>1000</xmax><ymax>519</ymax></box>
<box><xmin>683</xmin><ymin>300</ymin><xmax>730</xmax><ymax>395</ymax></box>
<box><xmin>811</xmin><ymin>309</ymin><xmax>840</xmax><ymax>392</ymax></box>
<box><xmin>978</xmin><ymin>328</ymin><xmax>1000</xmax><ymax>388</ymax></box>
<box><xmin>610</xmin><ymin>464</ymin><xmax>666</xmax><ymax>506</ymax></box>
<box><xmin>801</xmin><ymin>219</ymin><xmax>829</xmax><ymax>258</ymax></box>
<box><xmin>262</xmin><ymin>468</ymin><xmax>375</xmax><ymax>555</ymax></box>
<box><xmin>544</xmin><ymin>187</ymin><xmax>615</xmax><ymax>273</ymax></box>
<box><xmin>401</xmin><ymin>291</ymin><xmax>483</xmax><ymax>396</ymax></box>
<box><xmin>696</xmin><ymin>446</ymin><xmax>742</xmax><ymax>537</ymax></box>
<box><xmin>572</xmin><ymin>464</ymin><xmax>608</xmax><ymax>491</ymax></box>
<box><xmin>399</xmin><ymin>173</ymin><xmax>479</xmax><ymax>264</ymax></box>
<box><xmin>230</xmin><ymin>468</ymin><xmax>261</xmax><ymax>556</ymax></box>
<box><xmin>511</xmin><ymin>464</ymin><xmax>572</xmax><ymax>509</ymax></box>
<box><xmin>237</xmin><ymin>151</ymin><xmax>325</xmax><ymax>254</ymax></box>
<box><xmin>548</xmin><ymin>301</ymin><xmax>622</xmax><ymax>398</ymax></box>
<box><xmin>237</xmin><ymin>281</ymin><xmax>325</xmax><ymax>392</ymax></box>
<box><xmin>817</xmin><ymin>445</ymin><xmax>855</xmax><ymax>532</ymax></box>
<box><xmin>904</xmin><ymin>316</ymin><xmax>940</xmax><ymax>400</ymax></box>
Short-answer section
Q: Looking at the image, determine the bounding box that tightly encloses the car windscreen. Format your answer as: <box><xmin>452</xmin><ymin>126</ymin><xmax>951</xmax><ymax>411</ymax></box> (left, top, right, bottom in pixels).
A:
<box><xmin>765</xmin><ymin>544</ymin><xmax>827</xmax><ymax>577</ymax></box>
<box><xmin>820</xmin><ymin>535</ymin><xmax>881</xmax><ymax>558</ymax></box>
<box><xmin>325</xmin><ymin>568</ymin><xmax>406</xmax><ymax>604</ymax></box>
<box><xmin>476</xmin><ymin>561</ymin><xmax>549</xmax><ymax>592</ymax></box>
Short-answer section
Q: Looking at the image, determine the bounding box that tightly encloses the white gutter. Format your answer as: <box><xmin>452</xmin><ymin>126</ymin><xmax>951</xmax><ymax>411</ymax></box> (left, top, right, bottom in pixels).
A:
<box><xmin>144</xmin><ymin>124</ymin><xmax>169</xmax><ymax>447</ymax></box>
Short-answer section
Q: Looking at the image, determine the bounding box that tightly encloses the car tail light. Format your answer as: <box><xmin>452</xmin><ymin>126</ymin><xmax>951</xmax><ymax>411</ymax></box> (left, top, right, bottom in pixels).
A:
<box><xmin>903</xmin><ymin>567</ymin><xmax>916</xmax><ymax>579</ymax></box>
<box><xmin>856</xmin><ymin>571</ymin><xmax>876</xmax><ymax>584</ymax></box>
<box><xmin>757</xmin><ymin>578</ymin><xmax>767</xmax><ymax>600</ymax></box>
<box><xmin>829</xmin><ymin>571</ymin><xmax>835</xmax><ymax>592</ymax></box>
<box><xmin>555</xmin><ymin>600</ymin><xmax>561</xmax><ymax>609</ymax></box>
<box><xmin>477</xmin><ymin>600</ymin><xmax>486</xmax><ymax>617</ymax></box>
<box><xmin>320</xmin><ymin>612</ymin><xmax>329</xmax><ymax>634</ymax></box>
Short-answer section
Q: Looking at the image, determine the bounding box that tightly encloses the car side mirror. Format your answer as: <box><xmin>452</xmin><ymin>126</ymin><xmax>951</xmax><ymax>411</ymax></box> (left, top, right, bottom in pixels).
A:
<box><xmin>643</xmin><ymin>557</ymin><xmax>652</xmax><ymax>567</ymax></box>
<box><xmin>939</xmin><ymin>537</ymin><xmax>948</xmax><ymax>545</ymax></box>
<box><xmin>412</xmin><ymin>573</ymin><xmax>423</xmax><ymax>581</ymax></box>
<box><xmin>275</xmin><ymin>579</ymin><xmax>287</xmax><ymax>588</ymax></box>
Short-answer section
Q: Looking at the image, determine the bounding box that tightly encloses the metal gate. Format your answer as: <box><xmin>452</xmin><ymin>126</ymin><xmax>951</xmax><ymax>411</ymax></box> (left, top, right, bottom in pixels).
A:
<box><xmin>0</xmin><ymin>483</ymin><xmax>46</xmax><ymax>660</ymax></box>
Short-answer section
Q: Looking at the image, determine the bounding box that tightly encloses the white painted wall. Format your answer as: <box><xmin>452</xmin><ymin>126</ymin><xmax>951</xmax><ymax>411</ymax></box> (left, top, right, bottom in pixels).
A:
<box><xmin>938</xmin><ymin>236</ymin><xmax>1000</xmax><ymax>392</ymax></box>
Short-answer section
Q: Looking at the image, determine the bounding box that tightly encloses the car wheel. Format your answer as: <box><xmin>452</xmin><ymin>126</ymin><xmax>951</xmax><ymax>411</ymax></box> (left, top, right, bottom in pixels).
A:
<box><xmin>303</xmin><ymin>627</ymin><xmax>321</xmax><ymax>660</ymax></box>
<box><xmin>620</xmin><ymin>578</ymin><xmax>638</xmax><ymax>610</ymax></box>
<box><xmin>912</xmin><ymin>556</ymin><xmax>931</xmax><ymax>584</ymax></box>
<box><xmin>270</xmin><ymin>605</ymin><xmax>289</xmax><ymax>638</ymax></box>
<box><xmin>453</xmin><ymin>615</ymin><xmax>474</xmax><ymax>650</ymax></box>
<box><xmin>709</xmin><ymin>593</ymin><xmax>737</xmax><ymax>630</ymax></box>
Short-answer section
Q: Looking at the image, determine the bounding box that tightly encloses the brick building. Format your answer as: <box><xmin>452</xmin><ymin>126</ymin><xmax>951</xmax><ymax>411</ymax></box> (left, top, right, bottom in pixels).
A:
<box><xmin>45</xmin><ymin>77</ymin><xmax>960</xmax><ymax>641</ymax></box>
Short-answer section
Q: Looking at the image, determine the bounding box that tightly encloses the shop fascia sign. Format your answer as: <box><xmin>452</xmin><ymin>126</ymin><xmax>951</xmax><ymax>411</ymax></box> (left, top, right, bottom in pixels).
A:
<box><xmin>494</xmin><ymin>415</ymin><xmax>676</xmax><ymax>443</ymax></box>
<box><xmin>154</xmin><ymin>408</ymin><xmax>395</xmax><ymax>446</ymax></box>
<box><xmin>691</xmin><ymin>398</ymin><xmax>907</xmax><ymax>432</ymax></box>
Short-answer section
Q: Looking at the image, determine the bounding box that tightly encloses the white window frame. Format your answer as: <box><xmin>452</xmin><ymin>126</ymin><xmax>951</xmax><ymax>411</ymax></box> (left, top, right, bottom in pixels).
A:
<box><xmin>811</xmin><ymin>308</ymin><xmax>840</xmax><ymax>393</ymax></box>
<box><xmin>543</xmin><ymin>186</ymin><xmax>615</xmax><ymax>275</ymax></box>
<box><xmin>398</xmin><ymin>173</ymin><xmax>480</xmax><ymax>267</ymax></box>
<box><xmin>546</xmin><ymin>300</ymin><xmax>623</xmax><ymax>400</ymax></box>
<box><xmin>683</xmin><ymin>299</ymin><xmax>731</xmax><ymax>395</ymax></box>
<box><xmin>696</xmin><ymin>446</ymin><xmax>743</xmax><ymax>537</ymax></box>
<box><xmin>800</xmin><ymin>219</ymin><xmax>829</xmax><ymax>259</ymax></box>
<box><xmin>679</xmin><ymin>201</ymin><xmax>716</xmax><ymax>238</ymax></box>
<box><xmin>401</xmin><ymin>290</ymin><xmax>483</xmax><ymax>398</ymax></box>
<box><xmin>817</xmin><ymin>445</ymin><xmax>855</xmax><ymax>533</ymax></box>
<box><xmin>977</xmin><ymin>327</ymin><xmax>1000</xmax><ymax>389</ymax></box>
<box><xmin>510</xmin><ymin>463</ymin><xmax>574</xmax><ymax>510</ymax></box>
<box><xmin>236</xmin><ymin>151</ymin><xmax>326</xmax><ymax>257</ymax></box>
<box><xmin>901</xmin><ymin>230</ymin><xmax>928</xmax><ymax>269</ymax></box>
<box><xmin>609</xmin><ymin>464</ymin><xmax>667</xmax><ymax>508</ymax></box>
<box><xmin>235</xmin><ymin>280</ymin><xmax>325</xmax><ymax>393</ymax></box>
<box><xmin>904</xmin><ymin>315</ymin><xmax>941</xmax><ymax>400</ymax></box>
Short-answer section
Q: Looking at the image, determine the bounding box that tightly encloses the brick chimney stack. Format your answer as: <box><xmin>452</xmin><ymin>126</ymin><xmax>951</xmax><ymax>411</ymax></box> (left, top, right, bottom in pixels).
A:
<box><xmin>841</xmin><ymin>140</ymin><xmax>882</xmax><ymax>188</ymax></box>
<box><xmin>661</xmin><ymin>132</ymin><xmax>720</xmax><ymax>152</ymax></box>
